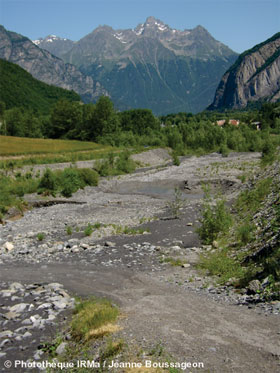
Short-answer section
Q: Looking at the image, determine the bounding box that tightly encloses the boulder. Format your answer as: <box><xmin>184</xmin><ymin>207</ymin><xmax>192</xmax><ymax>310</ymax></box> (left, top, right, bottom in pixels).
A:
<box><xmin>248</xmin><ymin>280</ymin><xmax>261</xmax><ymax>294</ymax></box>
<box><xmin>56</xmin><ymin>342</ymin><xmax>68</xmax><ymax>355</ymax></box>
<box><xmin>3</xmin><ymin>241</ymin><xmax>14</xmax><ymax>252</ymax></box>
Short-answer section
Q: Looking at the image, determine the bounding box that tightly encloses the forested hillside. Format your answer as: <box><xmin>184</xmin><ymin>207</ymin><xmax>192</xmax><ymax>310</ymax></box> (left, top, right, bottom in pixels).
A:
<box><xmin>0</xmin><ymin>59</ymin><xmax>80</xmax><ymax>114</ymax></box>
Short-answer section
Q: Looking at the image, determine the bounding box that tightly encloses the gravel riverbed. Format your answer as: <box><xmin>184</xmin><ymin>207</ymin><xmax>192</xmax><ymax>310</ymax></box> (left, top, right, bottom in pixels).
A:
<box><xmin>0</xmin><ymin>150</ymin><xmax>279</xmax><ymax>373</ymax></box>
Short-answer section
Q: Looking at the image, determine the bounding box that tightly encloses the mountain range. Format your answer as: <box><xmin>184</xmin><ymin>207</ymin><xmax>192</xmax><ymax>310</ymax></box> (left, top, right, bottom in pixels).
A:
<box><xmin>2</xmin><ymin>18</ymin><xmax>278</xmax><ymax>115</ymax></box>
<box><xmin>33</xmin><ymin>17</ymin><xmax>238</xmax><ymax>114</ymax></box>
<box><xmin>209</xmin><ymin>32</ymin><xmax>280</xmax><ymax>110</ymax></box>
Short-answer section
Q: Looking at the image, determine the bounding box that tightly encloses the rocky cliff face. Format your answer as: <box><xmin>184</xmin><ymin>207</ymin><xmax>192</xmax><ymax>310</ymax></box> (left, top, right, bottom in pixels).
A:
<box><xmin>209</xmin><ymin>33</ymin><xmax>280</xmax><ymax>110</ymax></box>
<box><xmin>0</xmin><ymin>26</ymin><xmax>107</xmax><ymax>103</ymax></box>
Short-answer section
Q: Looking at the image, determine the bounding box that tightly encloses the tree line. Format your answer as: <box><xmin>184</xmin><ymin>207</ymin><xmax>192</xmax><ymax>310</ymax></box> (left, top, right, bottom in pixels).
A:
<box><xmin>0</xmin><ymin>97</ymin><xmax>279</xmax><ymax>156</ymax></box>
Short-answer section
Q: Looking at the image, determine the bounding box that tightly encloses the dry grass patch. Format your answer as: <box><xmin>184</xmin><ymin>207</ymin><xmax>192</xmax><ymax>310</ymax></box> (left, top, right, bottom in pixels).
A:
<box><xmin>86</xmin><ymin>323</ymin><xmax>121</xmax><ymax>340</ymax></box>
<box><xmin>0</xmin><ymin>135</ymin><xmax>106</xmax><ymax>156</ymax></box>
<box><xmin>71</xmin><ymin>297</ymin><xmax>119</xmax><ymax>342</ymax></box>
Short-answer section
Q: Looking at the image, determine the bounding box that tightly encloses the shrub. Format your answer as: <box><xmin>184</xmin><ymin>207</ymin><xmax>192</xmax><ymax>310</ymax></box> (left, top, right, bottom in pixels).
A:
<box><xmin>77</xmin><ymin>168</ymin><xmax>99</xmax><ymax>187</ymax></box>
<box><xmin>95</xmin><ymin>151</ymin><xmax>136</xmax><ymax>176</ymax></box>
<box><xmin>167</xmin><ymin>187</ymin><xmax>185</xmax><ymax>218</ymax></box>
<box><xmin>115</xmin><ymin>151</ymin><xmax>136</xmax><ymax>174</ymax></box>
<box><xmin>94</xmin><ymin>158</ymin><xmax>111</xmax><ymax>177</ymax></box>
<box><xmin>197</xmin><ymin>198</ymin><xmax>233</xmax><ymax>244</ymax></box>
<box><xmin>237</xmin><ymin>222</ymin><xmax>256</xmax><ymax>245</ymax></box>
<box><xmin>37</xmin><ymin>232</ymin><xmax>45</xmax><ymax>241</ymax></box>
<box><xmin>38</xmin><ymin>168</ymin><xmax>57</xmax><ymax>192</ymax></box>
<box><xmin>219</xmin><ymin>143</ymin><xmax>230</xmax><ymax>157</ymax></box>
<box><xmin>59</xmin><ymin>168</ymin><xmax>82</xmax><ymax>197</ymax></box>
<box><xmin>172</xmin><ymin>151</ymin><xmax>180</xmax><ymax>166</ymax></box>
<box><xmin>261</xmin><ymin>140</ymin><xmax>276</xmax><ymax>166</ymax></box>
<box><xmin>84</xmin><ymin>223</ymin><xmax>93</xmax><ymax>236</ymax></box>
<box><xmin>66</xmin><ymin>226</ymin><xmax>73</xmax><ymax>235</ymax></box>
<box><xmin>93</xmin><ymin>222</ymin><xmax>102</xmax><ymax>229</ymax></box>
<box><xmin>235</xmin><ymin>178</ymin><xmax>272</xmax><ymax>216</ymax></box>
<box><xmin>198</xmin><ymin>249</ymin><xmax>245</xmax><ymax>284</ymax></box>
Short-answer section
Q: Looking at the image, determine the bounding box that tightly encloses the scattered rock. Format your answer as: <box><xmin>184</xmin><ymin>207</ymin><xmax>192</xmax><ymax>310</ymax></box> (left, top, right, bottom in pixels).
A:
<box><xmin>0</xmin><ymin>281</ymin><xmax>75</xmax><ymax>366</ymax></box>
<box><xmin>3</xmin><ymin>242</ymin><xmax>14</xmax><ymax>252</ymax></box>
<box><xmin>212</xmin><ymin>240</ymin><xmax>219</xmax><ymax>249</ymax></box>
<box><xmin>104</xmin><ymin>241</ymin><xmax>116</xmax><ymax>247</ymax></box>
<box><xmin>261</xmin><ymin>277</ymin><xmax>271</xmax><ymax>289</ymax></box>
<box><xmin>248</xmin><ymin>280</ymin><xmax>262</xmax><ymax>294</ymax></box>
<box><xmin>56</xmin><ymin>342</ymin><xmax>68</xmax><ymax>355</ymax></box>
<box><xmin>9</xmin><ymin>303</ymin><xmax>30</xmax><ymax>313</ymax></box>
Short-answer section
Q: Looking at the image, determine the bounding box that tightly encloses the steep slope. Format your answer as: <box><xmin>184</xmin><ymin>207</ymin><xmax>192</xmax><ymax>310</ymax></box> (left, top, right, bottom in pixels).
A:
<box><xmin>56</xmin><ymin>17</ymin><xmax>237</xmax><ymax>114</ymax></box>
<box><xmin>0</xmin><ymin>25</ymin><xmax>107</xmax><ymax>103</ymax></box>
<box><xmin>209</xmin><ymin>33</ymin><xmax>280</xmax><ymax>110</ymax></box>
<box><xmin>0</xmin><ymin>58</ymin><xmax>80</xmax><ymax>114</ymax></box>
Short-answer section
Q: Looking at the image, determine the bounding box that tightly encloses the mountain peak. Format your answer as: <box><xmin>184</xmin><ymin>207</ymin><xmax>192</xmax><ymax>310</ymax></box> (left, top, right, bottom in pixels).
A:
<box><xmin>95</xmin><ymin>25</ymin><xmax>114</xmax><ymax>33</ymax></box>
<box><xmin>32</xmin><ymin>34</ymin><xmax>75</xmax><ymax>58</ymax></box>
<box><xmin>33</xmin><ymin>34</ymin><xmax>71</xmax><ymax>46</ymax></box>
<box><xmin>143</xmin><ymin>16</ymin><xmax>169</xmax><ymax>32</ymax></box>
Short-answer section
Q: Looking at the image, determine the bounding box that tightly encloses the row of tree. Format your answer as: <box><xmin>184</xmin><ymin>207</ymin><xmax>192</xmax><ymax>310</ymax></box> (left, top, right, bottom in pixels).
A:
<box><xmin>0</xmin><ymin>97</ymin><xmax>279</xmax><ymax>155</ymax></box>
<box><xmin>0</xmin><ymin>96</ymin><xmax>159</xmax><ymax>140</ymax></box>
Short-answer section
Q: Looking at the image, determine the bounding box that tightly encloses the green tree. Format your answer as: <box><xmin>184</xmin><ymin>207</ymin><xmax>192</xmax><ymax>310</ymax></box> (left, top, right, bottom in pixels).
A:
<box><xmin>0</xmin><ymin>101</ymin><xmax>6</xmax><ymax>135</ymax></box>
<box><xmin>21</xmin><ymin>111</ymin><xmax>43</xmax><ymax>138</ymax></box>
<box><xmin>50</xmin><ymin>100</ymin><xmax>83</xmax><ymax>138</ymax></box>
<box><xmin>119</xmin><ymin>109</ymin><xmax>159</xmax><ymax>135</ymax></box>
<box><xmin>88</xmin><ymin>96</ymin><xmax>119</xmax><ymax>141</ymax></box>
<box><xmin>4</xmin><ymin>108</ymin><xmax>24</xmax><ymax>137</ymax></box>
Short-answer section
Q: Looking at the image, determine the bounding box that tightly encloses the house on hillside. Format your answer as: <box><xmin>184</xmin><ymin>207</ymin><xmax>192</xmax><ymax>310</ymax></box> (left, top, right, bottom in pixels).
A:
<box><xmin>229</xmin><ymin>119</ymin><xmax>239</xmax><ymax>126</ymax></box>
<box><xmin>215</xmin><ymin>119</ymin><xmax>240</xmax><ymax>127</ymax></box>
<box><xmin>252</xmin><ymin>122</ymin><xmax>261</xmax><ymax>130</ymax></box>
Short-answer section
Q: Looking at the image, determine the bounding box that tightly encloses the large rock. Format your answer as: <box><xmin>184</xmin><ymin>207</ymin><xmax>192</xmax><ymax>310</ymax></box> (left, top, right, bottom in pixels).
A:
<box><xmin>9</xmin><ymin>303</ymin><xmax>30</xmax><ymax>313</ymax></box>
<box><xmin>3</xmin><ymin>241</ymin><xmax>14</xmax><ymax>252</ymax></box>
<box><xmin>248</xmin><ymin>280</ymin><xmax>262</xmax><ymax>294</ymax></box>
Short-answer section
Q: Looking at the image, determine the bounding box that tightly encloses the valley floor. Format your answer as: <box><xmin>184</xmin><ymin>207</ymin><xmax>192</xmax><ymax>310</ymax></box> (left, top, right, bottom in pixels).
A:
<box><xmin>0</xmin><ymin>151</ymin><xmax>279</xmax><ymax>372</ymax></box>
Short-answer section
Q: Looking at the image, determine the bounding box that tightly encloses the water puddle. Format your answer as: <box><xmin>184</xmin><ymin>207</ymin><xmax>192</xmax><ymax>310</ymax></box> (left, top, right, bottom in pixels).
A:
<box><xmin>110</xmin><ymin>181</ymin><xmax>204</xmax><ymax>200</ymax></box>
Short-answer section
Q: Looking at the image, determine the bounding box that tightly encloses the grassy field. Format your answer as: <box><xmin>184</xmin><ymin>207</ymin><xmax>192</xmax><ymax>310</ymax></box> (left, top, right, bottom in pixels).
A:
<box><xmin>0</xmin><ymin>135</ymin><xmax>111</xmax><ymax>156</ymax></box>
<box><xmin>0</xmin><ymin>135</ymin><xmax>121</xmax><ymax>169</ymax></box>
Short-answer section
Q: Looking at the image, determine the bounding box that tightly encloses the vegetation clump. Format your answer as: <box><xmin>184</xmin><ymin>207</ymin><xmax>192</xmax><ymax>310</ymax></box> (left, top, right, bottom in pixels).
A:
<box><xmin>71</xmin><ymin>297</ymin><xmax>119</xmax><ymax>342</ymax></box>
<box><xmin>38</xmin><ymin>167</ymin><xmax>99</xmax><ymax>198</ymax></box>
<box><xmin>84</xmin><ymin>223</ymin><xmax>94</xmax><ymax>237</ymax></box>
<box><xmin>95</xmin><ymin>150</ymin><xmax>136</xmax><ymax>176</ymax></box>
<box><xmin>197</xmin><ymin>157</ymin><xmax>280</xmax><ymax>297</ymax></box>
<box><xmin>37</xmin><ymin>232</ymin><xmax>45</xmax><ymax>241</ymax></box>
<box><xmin>167</xmin><ymin>188</ymin><xmax>186</xmax><ymax>219</ymax></box>
<box><xmin>197</xmin><ymin>189</ymin><xmax>232</xmax><ymax>245</ymax></box>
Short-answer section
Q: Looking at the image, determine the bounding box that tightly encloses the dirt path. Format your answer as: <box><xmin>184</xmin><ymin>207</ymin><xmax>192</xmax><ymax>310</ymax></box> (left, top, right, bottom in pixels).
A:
<box><xmin>0</xmin><ymin>263</ymin><xmax>279</xmax><ymax>372</ymax></box>
<box><xmin>0</xmin><ymin>151</ymin><xmax>279</xmax><ymax>372</ymax></box>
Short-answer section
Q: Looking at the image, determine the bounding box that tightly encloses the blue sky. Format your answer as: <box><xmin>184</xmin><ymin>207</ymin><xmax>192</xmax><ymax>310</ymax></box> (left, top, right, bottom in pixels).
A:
<box><xmin>0</xmin><ymin>0</ymin><xmax>279</xmax><ymax>53</ymax></box>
